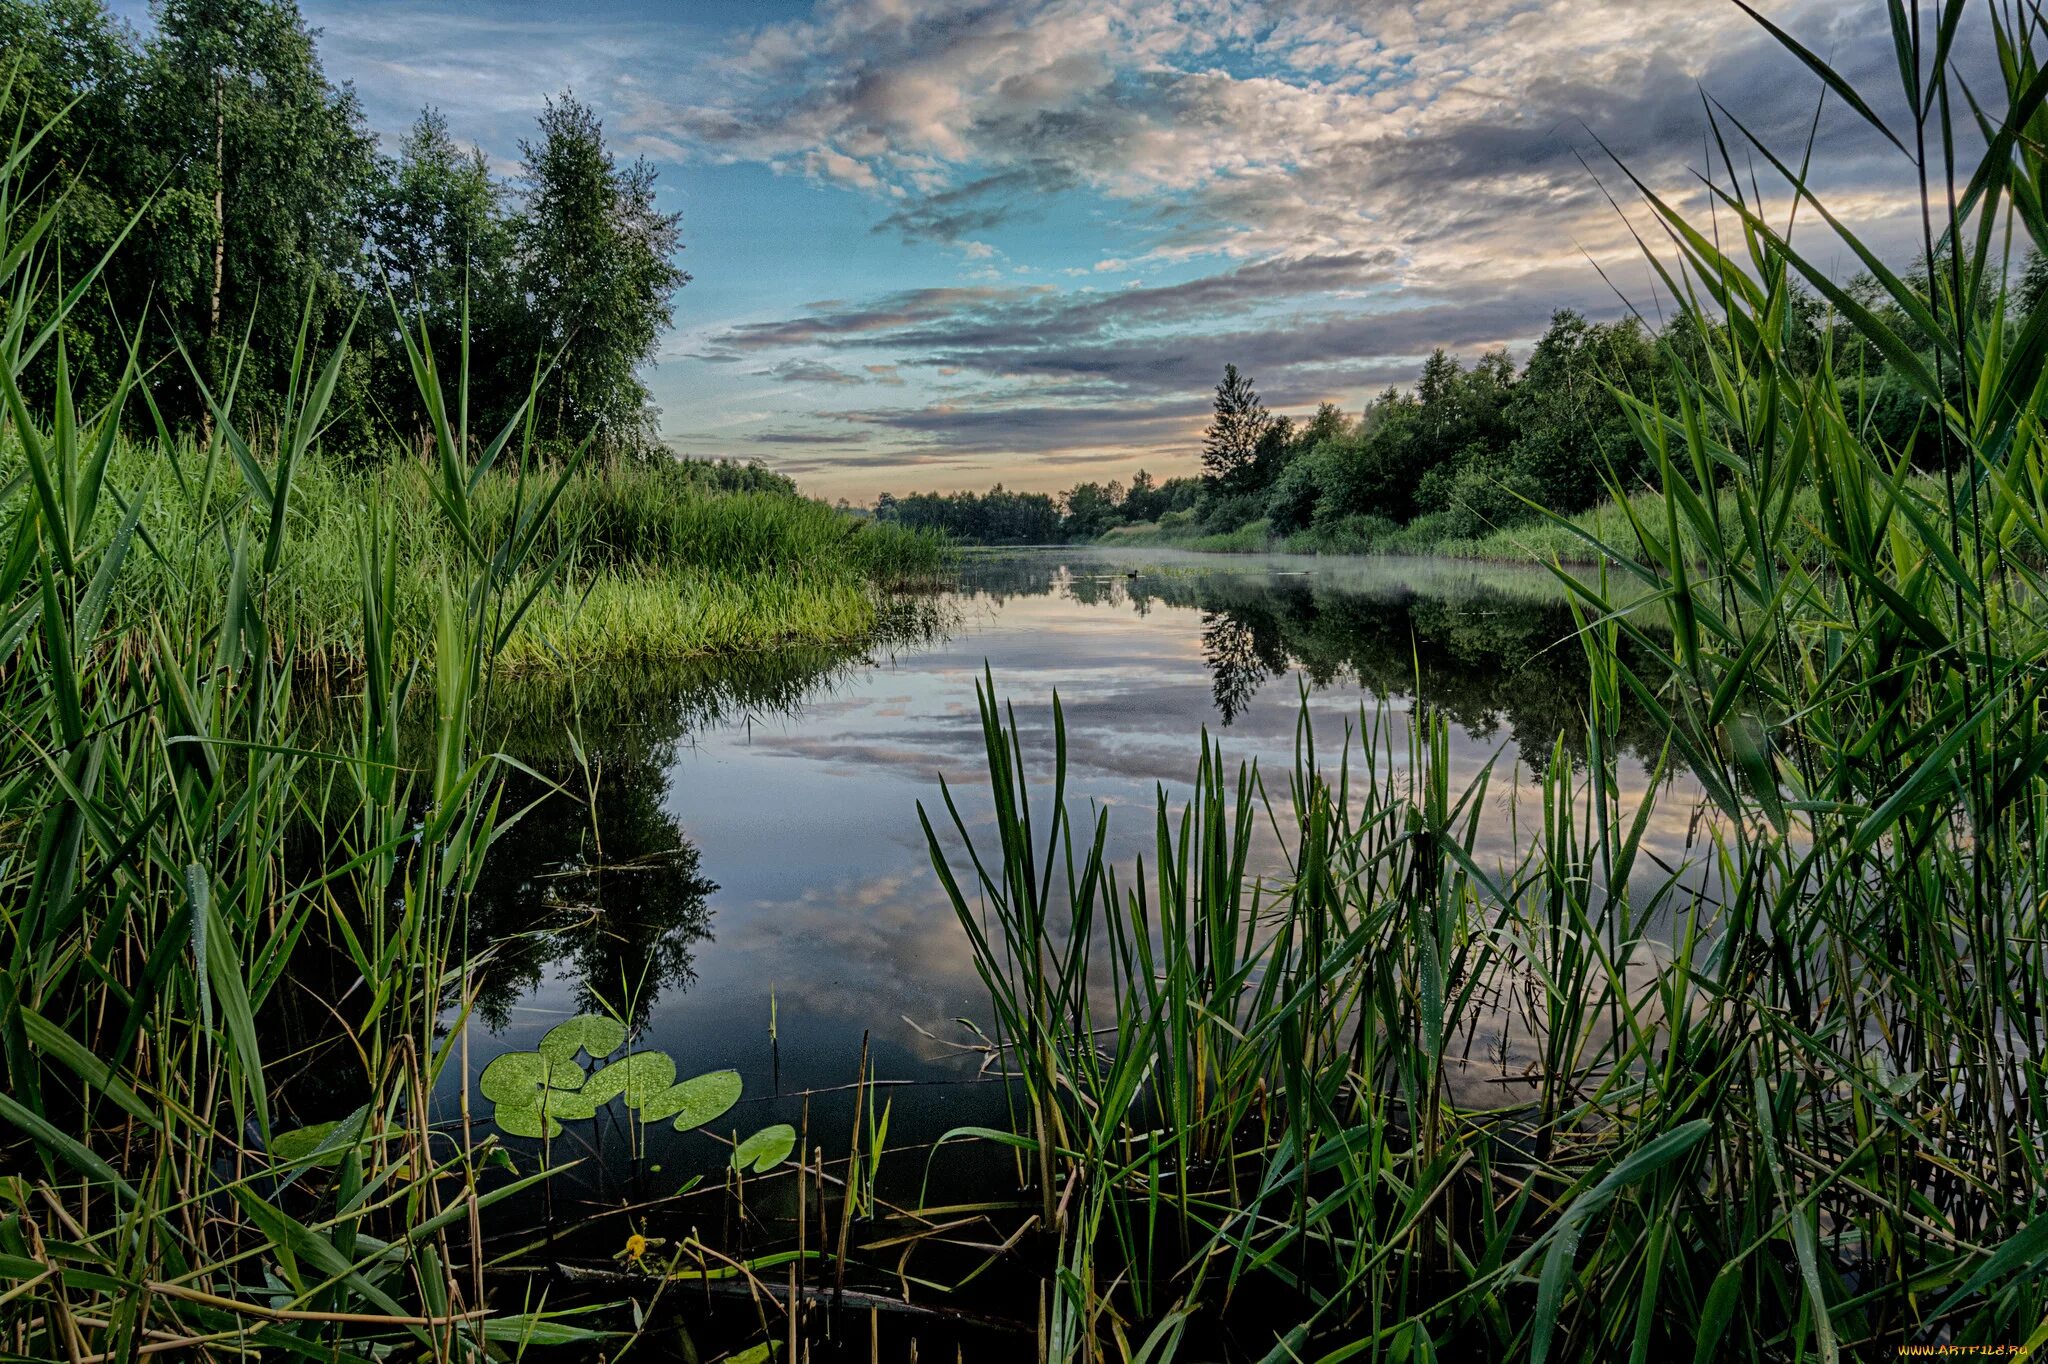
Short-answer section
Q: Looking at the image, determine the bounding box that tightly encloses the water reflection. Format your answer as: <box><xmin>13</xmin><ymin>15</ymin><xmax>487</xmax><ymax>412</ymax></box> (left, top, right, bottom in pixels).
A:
<box><xmin>456</xmin><ymin>548</ymin><xmax>1687</xmax><ymax>1119</ymax></box>
<box><xmin>958</xmin><ymin>550</ymin><xmax>1667</xmax><ymax>763</ymax></box>
<box><xmin>465</xmin><ymin>761</ymin><xmax>717</xmax><ymax>1032</ymax></box>
<box><xmin>463</xmin><ymin>624</ymin><xmax>949</xmax><ymax>1028</ymax></box>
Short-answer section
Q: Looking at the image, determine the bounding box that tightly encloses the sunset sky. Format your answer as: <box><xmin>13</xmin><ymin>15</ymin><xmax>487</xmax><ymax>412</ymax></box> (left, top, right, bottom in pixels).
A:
<box><xmin>122</xmin><ymin>0</ymin><xmax>1960</xmax><ymax>500</ymax></box>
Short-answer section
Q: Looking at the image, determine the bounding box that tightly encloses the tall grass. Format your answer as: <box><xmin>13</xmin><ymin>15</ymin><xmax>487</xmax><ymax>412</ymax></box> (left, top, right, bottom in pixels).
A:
<box><xmin>19</xmin><ymin>437</ymin><xmax>948</xmax><ymax>677</ymax></box>
<box><xmin>926</xmin><ymin>6</ymin><xmax>2048</xmax><ymax>1358</ymax></box>
<box><xmin>0</xmin><ymin>75</ymin><xmax>943</xmax><ymax>1353</ymax></box>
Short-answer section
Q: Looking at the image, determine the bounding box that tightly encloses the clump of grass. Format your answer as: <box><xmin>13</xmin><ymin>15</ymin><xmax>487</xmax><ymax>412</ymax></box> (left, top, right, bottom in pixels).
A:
<box><xmin>926</xmin><ymin>7</ymin><xmax>2048</xmax><ymax>1358</ymax></box>
<box><xmin>0</xmin><ymin>159</ymin><xmax>620</xmax><ymax>1355</ymax></box>
<box><xmin>22</xmin><ymin>433</ymin><xmax>950</xmax><ymax>678</ymax></box>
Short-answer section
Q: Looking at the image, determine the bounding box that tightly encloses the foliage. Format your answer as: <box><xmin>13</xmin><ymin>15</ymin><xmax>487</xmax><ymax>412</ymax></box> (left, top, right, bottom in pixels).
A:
<box><xmin>875</xmin><ymin>483</ymin><xmax>1065</xmax><ymax>544</ymax></box>
<box><xmin>1200</xmin><ymin>361</ymin><xmax>1271</xmax><ymax>486</ymax></box>
<box><xmin>517</xmin><ymin>92</ymin><xmax>688</xmax><ymax>453</ymax></box>
<box><xmin>0</xmin><ymin>0</ymin><xmax>692</xmax><ymax>460</ymax></box>
<box><xmin>920</xmin><ymin>6</ymin><xmax>2048</xmax><ymax>1356</ymax></box>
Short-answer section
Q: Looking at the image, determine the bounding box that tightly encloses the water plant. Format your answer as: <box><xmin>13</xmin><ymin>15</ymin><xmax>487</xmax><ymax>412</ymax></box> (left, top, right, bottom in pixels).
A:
<box><xmin>918</xmin><ymin>5</ymin><xmax>2048</xmax><ymax>1357</ymax></box>
<box><xmin>474</xmin><ymin>1015</ymin><xmax>745</xmax><ymax>1138</ymax></box>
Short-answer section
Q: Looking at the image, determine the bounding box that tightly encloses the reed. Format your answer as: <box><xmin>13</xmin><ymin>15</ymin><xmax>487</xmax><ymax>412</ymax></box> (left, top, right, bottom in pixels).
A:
<box><xmin>923</xmin><ymin>5</ymin><xmax>2048</xmax><ymax>1358</ymax></box>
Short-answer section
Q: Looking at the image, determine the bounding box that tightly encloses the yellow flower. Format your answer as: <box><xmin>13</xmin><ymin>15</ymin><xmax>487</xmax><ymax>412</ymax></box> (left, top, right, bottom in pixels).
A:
<box><xmin>623</xmin><ymin>1233</ymin><xmax>648</xmax><ymax>1262</ymax></box>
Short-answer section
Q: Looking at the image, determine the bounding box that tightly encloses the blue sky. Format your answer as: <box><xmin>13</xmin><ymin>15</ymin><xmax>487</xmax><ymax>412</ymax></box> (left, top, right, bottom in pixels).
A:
<box><xmin>122</xmin><ymin>0</ymin><xmax>1936</xmax><ymax>500</ymax></box>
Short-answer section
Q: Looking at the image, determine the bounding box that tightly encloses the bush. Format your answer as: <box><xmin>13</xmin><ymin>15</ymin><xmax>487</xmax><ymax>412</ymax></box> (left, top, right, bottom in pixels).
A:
<box><xmin>1264</xmin><ymin>450</ymin><xmax>1323</xmax><ymax>532</ymax></box>
<box><xmin>1415</xmin><ymin>454</ymin><xmax>1544</xmax><ymax>541</ymax></box>
<box><xmin>1197</xmin><ymin>490</ymin><xmax>1265</xmax><ymax>534</ymax></box>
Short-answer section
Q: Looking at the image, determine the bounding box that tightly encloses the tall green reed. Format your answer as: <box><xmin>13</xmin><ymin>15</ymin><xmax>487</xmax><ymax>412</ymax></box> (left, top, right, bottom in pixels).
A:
<box><xmin>924</xmin><ymin>5</ymin><xmax>2048</xmax><ymax>1359</ymax></box>
<box><xmin>0</xmin><ymin>93</ymin><xmax>608</xmax><ymax>1358</ymax></box>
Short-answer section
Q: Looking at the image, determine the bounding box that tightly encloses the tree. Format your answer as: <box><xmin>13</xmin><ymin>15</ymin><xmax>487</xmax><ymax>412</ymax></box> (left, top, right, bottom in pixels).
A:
<box><xmin>518</xmin><ymin>92</ymin><xmax>689</xmax><ymax>457</ymax></box>
<box><xmin>366</xmin><ymin>107</ymin><xmax>519</xmax><ymax>442</ymax></box>
<box><xmin>1503</xmin><ymin>311</ymin><xmax>1656</xmax><ymax>511</ymax></box>
<box><xmin>138</xmin><ymin>0</ymin><xmax>379</xmax><ymax>429</ymax></box>
<box><xmin>0</xmin><ymin>0</ymin><xmax>146</xmax><ymax>398</ymax></box>
<box><xmin>1201</xmin><ymin>363</ymin><xmax>1270</xmax><ymax>487</ymax></box>
<box><xmin>1061</xmin><ymin>480</ymin><xmax>1124</xmax><ymax>540</ymax></box>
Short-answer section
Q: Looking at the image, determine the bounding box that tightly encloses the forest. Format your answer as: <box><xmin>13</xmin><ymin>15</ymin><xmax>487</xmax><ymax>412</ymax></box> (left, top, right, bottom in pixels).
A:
<box><xmin>875</xmin><ymin>277</ymin><xmax>1971</xmax><ymax>552</ymax></box>
<box><xmin>3</xmin><ymin>0</ymin><xmax>688</xmax><ymax>457</ymax></box>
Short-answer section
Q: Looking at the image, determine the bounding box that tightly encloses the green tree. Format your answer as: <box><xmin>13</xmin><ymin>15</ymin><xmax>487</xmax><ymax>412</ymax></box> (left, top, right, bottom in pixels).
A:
<box><xmin>517</xmin><ymin>92</ymin><xmax>689</xmax><ymax>457</ymax></box>
<box><xmin>1201</xmin><ymin>363</ymin><xmax>1271</xmax><ymax>488</ymax></box>
<box><xmin>0</xmin><ymin>0</ymin><xmax>146</xmax><ymax>397</ymax></box>
<box><xmin>1503</xmin><ymin>311</ymin><xmax>1656</xmax><ymax>511</ymax></box>
<box><xmin>365</xmin><ymin>107</ymin><xmax>519</xmax><ymax>443</ymax></box>
<box><xmin>137</xmin><ymin>0</ymin><xmax>379</xmax><ymax>429</ymax></box>
<box><xmin>1060</xmin><ymin>480</ymin><xmax>1124</xmax><ymax>539</ymax></box>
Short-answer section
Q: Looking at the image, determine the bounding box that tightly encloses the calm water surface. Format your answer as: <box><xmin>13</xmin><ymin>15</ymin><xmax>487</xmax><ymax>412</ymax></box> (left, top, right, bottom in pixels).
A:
<box><xmin>447</xmin><ymin>546</ymin><xmax>1698</xmax><ymax>1207</ymax></box>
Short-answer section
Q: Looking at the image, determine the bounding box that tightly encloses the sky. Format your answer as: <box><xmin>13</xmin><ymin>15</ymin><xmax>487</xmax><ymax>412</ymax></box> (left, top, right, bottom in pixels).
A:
<box><xmin>121</xmin><ymin>0</ymin><xmax>1961</xmax><ymax>501</ymax></box>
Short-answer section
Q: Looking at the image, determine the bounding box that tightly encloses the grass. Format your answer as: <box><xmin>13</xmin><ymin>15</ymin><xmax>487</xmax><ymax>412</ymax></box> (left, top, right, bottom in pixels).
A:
<box><xmin>916</xmin><ymin>7</ymin><xmax>2048</xmax><ymax>1358</ymax></box>
<box><xmin>12</xmin><ymin>430</ymin><xmax>950</xmax><ymax>678</ymax></box>
<box><xmin>10</xmin><ymin>5</ymin><xmax>2048</xmax><ymax>1361</ymax></box>
<box><xmin>1107</xmin><ymin>476</ymin><xmax>1955</xmax><ymax>565</ymax></box>
<box><xmin>0</xmin><ymin>82</ymin><xmax>944</xmax><ymax>1359</ymax></box>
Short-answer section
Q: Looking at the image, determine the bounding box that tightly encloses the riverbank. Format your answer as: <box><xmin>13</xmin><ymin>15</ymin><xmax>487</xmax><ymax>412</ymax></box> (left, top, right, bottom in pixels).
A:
<box><xmin>1097</xmin><ymin>473</ymin><xmax>1950</xmax><ymax>563</ymax></box>
<box><xmin>87</xmin><ymin>441</ymin><xmax>951</xmax><ymax>675</ymax></box>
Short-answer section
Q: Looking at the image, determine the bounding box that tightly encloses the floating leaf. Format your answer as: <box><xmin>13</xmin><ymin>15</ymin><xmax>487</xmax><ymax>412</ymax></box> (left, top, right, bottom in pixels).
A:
<box><xmin>492</xmin><ymin>1103</ymin><xmax>562</xmax><ymax>1140</ymax></box>
<box><xmin>583</xmin><ymin>1051</ymin><xmax>677</xmax><ymax>1108</ymax></box>
<box><xmin>728</xmin><ymin>1346</ymin><xmax>772</xmax><ymax>1364</ymax></box>
<box><xmin>640</xmin><ymin>1070</ymin><xmax>742</xmax><ymax>1129</ymax></box>
<box><xmin>480</xmin><ymin>1050</ymin><xmax>582</xmax><ymax>1106</ymax></box>
<box><xmin>269</xmin><ymin>1109</ymin><xmax>367</xmax><ymax>1167</ymax></box>
<box><xmin>539</xmin><ymin>1088</ymin><xmax>599</xmax><ymax>1122</ymax></box>
<box><xmin>731</xmin><ymin>1123</ymin><xmax>796</xmax><ymax>1174</ymax></box>
<box><xmin>538</xmin><ymin>1014</ymin><xmax>625</xmax><ymax>1064</ymax></box>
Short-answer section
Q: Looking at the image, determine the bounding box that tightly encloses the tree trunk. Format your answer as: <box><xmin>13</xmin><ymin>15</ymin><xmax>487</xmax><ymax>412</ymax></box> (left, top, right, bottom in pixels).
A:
<box><xmin>203</xmin><ymin>70</ymin><xmax>225</xmax><ymax>443</ymax></box>
<box><xmin>209</xmin><ymin>70</ymin><xmax>225</xmax><ymax>342</ymax></box>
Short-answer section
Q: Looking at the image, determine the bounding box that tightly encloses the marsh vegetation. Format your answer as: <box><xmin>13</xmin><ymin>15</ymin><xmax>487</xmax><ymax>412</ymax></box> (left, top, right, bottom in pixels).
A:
<box><xmin>6</xmin><ymin>2</ymin><xmax>2048</xmax><ymax>1363</ymax></box>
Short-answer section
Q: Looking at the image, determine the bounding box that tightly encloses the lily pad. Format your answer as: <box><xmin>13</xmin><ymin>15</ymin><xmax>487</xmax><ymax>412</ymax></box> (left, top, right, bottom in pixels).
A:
<box><xmin>731</xmin><ymin>1123</ymin><xmax>796</xmax><ymax>1174</ymax></box>
<box><xmin>538</xmin><ymin>1014</ymin><xmax>625</xmax><ymax>1064</ymax></box>
<box><xmin>640</xmin><ymin>1070</ymin><xmax>742</xmax><ymax>1129</ymax></box>
<box><xmin>479</xmin><ymin>1050</ymin><xmax>583</xmax><ymax>1105</ymax></box>
<box><xmin>537</xmin><ymin>1088</ymin><xmax>600</xmax><ymax>1122</ymax></box>
<box><xmin>492</xmin><ymin>1103</ymin><xmax>562</xmax><ymax>1140</ymax></box>
<box><xmin>270</xmin><ymin>1108</ymin><xmax>367</xmax><ymax>1167</ymax></box>
<box><xmin>582</xmin><ymin>1051</ymin><xmax>677</xmax><ymax>1108</ymax></box>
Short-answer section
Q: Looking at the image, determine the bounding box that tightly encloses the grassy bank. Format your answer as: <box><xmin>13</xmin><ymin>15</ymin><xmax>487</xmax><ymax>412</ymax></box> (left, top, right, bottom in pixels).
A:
<box><xmin>48</xmin><ymin>438</ymin><xmax>951</xmax><ymax>675</ymax></box>
<box><xmin>925</xmin><ymin>10</ymin><xmax>2048</xmax><ymax>1359</ymax></box>
<box><xmin>1102</xmin><ymin>473</ymin><xmax>1952</xmax><ymax>564</ymax></box>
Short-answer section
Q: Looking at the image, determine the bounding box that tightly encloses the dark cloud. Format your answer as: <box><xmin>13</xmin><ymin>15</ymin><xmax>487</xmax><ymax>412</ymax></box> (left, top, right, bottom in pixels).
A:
<box><xmin>873</xmin><ymin>160</ymin><xmax>1078</xmax><ymax>243</ymax></box>
<box><xmin>742</xmin><ymin>431</ymin><xmax>874</xmax><ymax>446</ymax></box>
<box><xmin>715</xmin><ymin>260</ymin><xmax>1566</xmax><ymax>404</ymax></box>
<box><xmin>757</xmin><ymin>358</ymin><xmax>870</xmax><ymax>384</ymax></box>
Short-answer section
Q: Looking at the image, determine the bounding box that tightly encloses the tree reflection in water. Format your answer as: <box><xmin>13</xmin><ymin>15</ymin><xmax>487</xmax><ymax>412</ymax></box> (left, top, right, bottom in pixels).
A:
<box><xmin>970</xmin><ymin>553</ymin><xmax>1667</xmax><ymax>765</ymax></box>
<box><xmin>458</xmin><ymin>612</ymin><xmax>949</xmax><ymax>1030</ymax></box>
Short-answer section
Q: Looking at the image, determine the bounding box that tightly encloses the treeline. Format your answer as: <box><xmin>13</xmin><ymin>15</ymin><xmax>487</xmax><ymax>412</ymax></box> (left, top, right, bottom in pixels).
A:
<box><xmin>872</xmin><ymin>472</ymin><xmax>1207</xmax><ymax>544</ymax></box>
<box><xmin>3</xmin><ymin>0</ymin><xmax>687</xmax><ymax>458</ymax></box>
<box><xmin>879</xmin><ymin>283</ymin><xmax>1970</xmax><ymax>548</ymax></box>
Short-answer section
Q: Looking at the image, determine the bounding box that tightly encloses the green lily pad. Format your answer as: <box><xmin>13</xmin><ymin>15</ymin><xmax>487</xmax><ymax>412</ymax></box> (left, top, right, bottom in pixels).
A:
<box><xmin>270</xmin><ymin>1108</ymin><xmax>367</xmax><ymax>1167</ymax></box>
<box><xmin>479</xmin><ymin>1050</ymin><xmax>584</xmax><ymax>1105</ymax></box>
<box><xmin>729</xmin><ymin>1346</ymin><xmax>772</xmax><ymax>1364</ymax></box>
<box><xmin>538</xmin><ymin>1014</ymin><xmax>626</xmax><ymax>1064</ymax></box>
<box><xmin>537</xmin><ymin>1088</ymin><xmax>600</xmax><ymax>1122</ymax></box>
<box><xmin>640</xmin><ymin>1070</ymin><xmax>742</xmax><ymax>1129</ymax></box>
<box><xmin>582</xmin><ymin>1051</ymin><xmax>677</xmax><ymax>1108</ymax></box>
<box><xmin>492</xmin><ymin>1103</ymin><xmax>562</xmax><ymax>1140</ymax></box>
<box><xmin>731</xmin><ymin>1123</ymin><xmax>796</xmax><ymax>1174</ymax></box>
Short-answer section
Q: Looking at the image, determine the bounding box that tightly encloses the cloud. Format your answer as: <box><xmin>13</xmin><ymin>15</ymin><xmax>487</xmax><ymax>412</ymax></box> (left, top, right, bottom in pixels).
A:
<box><xmin>713</xmin><ymin>252</ymin><xmax>1531</xmax><ymax>400</ymax></box>
<box><xmin>310</xmin><ymin>0</ymin><xmax>1994</xmax><ymax>493</ymax></box>
<box><xmin>872</xmin><ymin>159</ymin><xmax>1077</xmax><ymax>243</ymax></box>
<box><xmin>741</xmin><ymin>431</ymin><xmax>873</xmax><ymax>446</ymax></box>
<box><xmin>756</xmin><ymin>358</ymin><xmax>870</xmax><ymax>385</ymax></box>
